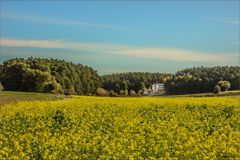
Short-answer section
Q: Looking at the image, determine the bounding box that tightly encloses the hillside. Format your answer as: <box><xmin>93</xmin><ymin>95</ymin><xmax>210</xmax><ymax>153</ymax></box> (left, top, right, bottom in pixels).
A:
<box><xmin>0</xmin><ymin>58</ymin><xmax>101</xmax><ymax>95</ymax></box>
<box><xmin>1</xmin><ymin>58</ymin><xmax>239</xmax><ymax>96</ymax></box>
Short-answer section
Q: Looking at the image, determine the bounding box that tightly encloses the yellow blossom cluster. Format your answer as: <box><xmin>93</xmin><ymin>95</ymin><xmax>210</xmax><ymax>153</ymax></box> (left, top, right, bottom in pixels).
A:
<box><xmin>0</xmin><ymin>96</ymin><xmax>239</xmax><ymax>159</ymax></box>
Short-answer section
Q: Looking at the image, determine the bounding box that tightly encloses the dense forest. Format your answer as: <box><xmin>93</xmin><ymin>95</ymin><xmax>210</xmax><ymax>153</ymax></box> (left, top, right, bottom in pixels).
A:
<box><xmin>0</xmin><ymin>58</ymin><xmax>101</xmax><ymax>95</ymax></box>
<box><xmin>101</xmin><ymin>66</ymin><xmax>239</xmax><ymax>95</ymax></box>
<box><xmin>0</xmin><ymin>58</ymin><xmax>239</xmax><ymax>95</ymax></box>
<box><xmin>101</xmin><ymin>72</ymin><xmax>172</xmax><ymax>95</ymax></box>
<box><xmin>164</xmin><ymin>66</ymin><xmax>240</xmax><ymax>94</ymax></box>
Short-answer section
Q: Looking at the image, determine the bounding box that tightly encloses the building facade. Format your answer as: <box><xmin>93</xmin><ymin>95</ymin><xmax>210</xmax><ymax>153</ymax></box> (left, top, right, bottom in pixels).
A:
<box><xmin>143</xmin><ymin>83</ymin><xmax>165</xmax><ymax>95</ymax></box>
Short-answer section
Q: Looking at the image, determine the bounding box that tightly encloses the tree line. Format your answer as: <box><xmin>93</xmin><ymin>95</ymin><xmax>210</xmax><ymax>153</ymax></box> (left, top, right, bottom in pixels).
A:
<box><xmin>101</xmin><ymin>72</ymin><xmax>172</xmax><ymax>96</ymax></box>
<box><xmin>0</xmin><ymin>58</ymin><xmax>101</xmax><ymax>95</ymax></box>
<box><xmin>164</xmin><ymin>66</ymin><xmax>240</xmax><ymax>94</ymax></box>
<box><xmin>0</xmin><ymin>58</ymin><xmax>239</xmax><ymax>95</ymax></box>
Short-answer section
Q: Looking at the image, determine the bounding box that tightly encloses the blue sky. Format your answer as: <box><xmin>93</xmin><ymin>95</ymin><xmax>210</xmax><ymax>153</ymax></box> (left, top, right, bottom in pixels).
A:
<box><xmin>0</xmin><ymin>1</ymin><xmax>239</xmax><ymax>74</ymax></box>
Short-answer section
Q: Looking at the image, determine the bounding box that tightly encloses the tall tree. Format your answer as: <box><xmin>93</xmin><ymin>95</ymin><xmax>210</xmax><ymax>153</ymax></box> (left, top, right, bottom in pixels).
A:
<box><xmin>1</xmin><ymin>58</ymin><xmax>102</xmax><ymax>95</ymax></box>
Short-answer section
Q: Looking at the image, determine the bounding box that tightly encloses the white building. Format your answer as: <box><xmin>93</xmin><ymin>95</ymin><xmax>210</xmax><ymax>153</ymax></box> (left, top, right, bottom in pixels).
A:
<box><xmin>144</xmin><ymin>83</ymin><xmax>165</xmax><ymax>95</ymax></box>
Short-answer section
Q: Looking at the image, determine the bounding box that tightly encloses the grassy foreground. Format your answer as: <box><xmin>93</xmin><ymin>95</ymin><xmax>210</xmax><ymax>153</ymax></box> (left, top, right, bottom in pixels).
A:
<box><xmin>0</xmin><ymin>96</ymin><xmax>239</xmax><ymax>159</ymax></box>
<box><xmin>0</xmin><ymin>91</ymin><xmax>65</xmax><ymax>105</ymax></box>
<box><xmin>182</xmin><ymin>90</ymin><xmax>240</xmax><ymax>97</ymax></box>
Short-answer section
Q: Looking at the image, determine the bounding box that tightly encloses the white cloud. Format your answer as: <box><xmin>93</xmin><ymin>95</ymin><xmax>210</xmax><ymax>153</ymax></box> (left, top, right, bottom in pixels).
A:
<box><xmin>1</xmin><ymin>13</ymin><xmax>128</xmax><ymax>31</ymax></box>
<box><xmin>109</xmin><ymin>48</ymin><xmax>238</xmax><ymax>63</ymax></box>
<box><xmin>232</xmin><ymin>42</ymin><xmax>240</xmax><ymax>45</ymax></box>
<box><xmin>1</xmin><ymin>38</ymin><xmax>238</xmax><ymax>64</ymax></box>
<box><xmin>0</xmin><ymin>38</ymin><xmax>128</xmax><ymax>52</ymax></box>
<box><xmin>206</xmin><ymin>17</ymin><xmax>240</xmax><ymax>24</ymax></box>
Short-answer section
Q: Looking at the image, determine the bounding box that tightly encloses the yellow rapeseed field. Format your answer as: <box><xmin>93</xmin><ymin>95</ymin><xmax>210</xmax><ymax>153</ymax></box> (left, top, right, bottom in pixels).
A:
<box><xmin>0</xmin><ymin>96</ymin><xmax>239</xmax><ymax>159</ymax></box>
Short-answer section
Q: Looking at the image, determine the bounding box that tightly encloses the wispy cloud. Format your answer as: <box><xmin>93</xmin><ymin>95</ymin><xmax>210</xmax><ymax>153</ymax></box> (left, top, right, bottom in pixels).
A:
<box><xmin>1</xmin><ymin>38</ymin><xmax>238</xmax><ymax>63</ymax></box>
<box><xmin>206</xmin><ymin>17</ymin><xmax>240</xmax><ymax>24</ymax></box>
<box><xmin>232</xmin><ymin>41</ymin><xmax>240</xmax><ymax>45</ymax></box>
<box><xmin>1</xmin><ymin>38</ymin><xmax>128</xmax><ymax>52</ymax></box>
<box><xmin>0</xmin><ymin>13</ymin><xmax>128</xmax><ymax>31</ymax></box>
<box><xmin>109</xmin><ymin>48</ymin><xmax>237</xmax><ymax>63</ymax></box>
